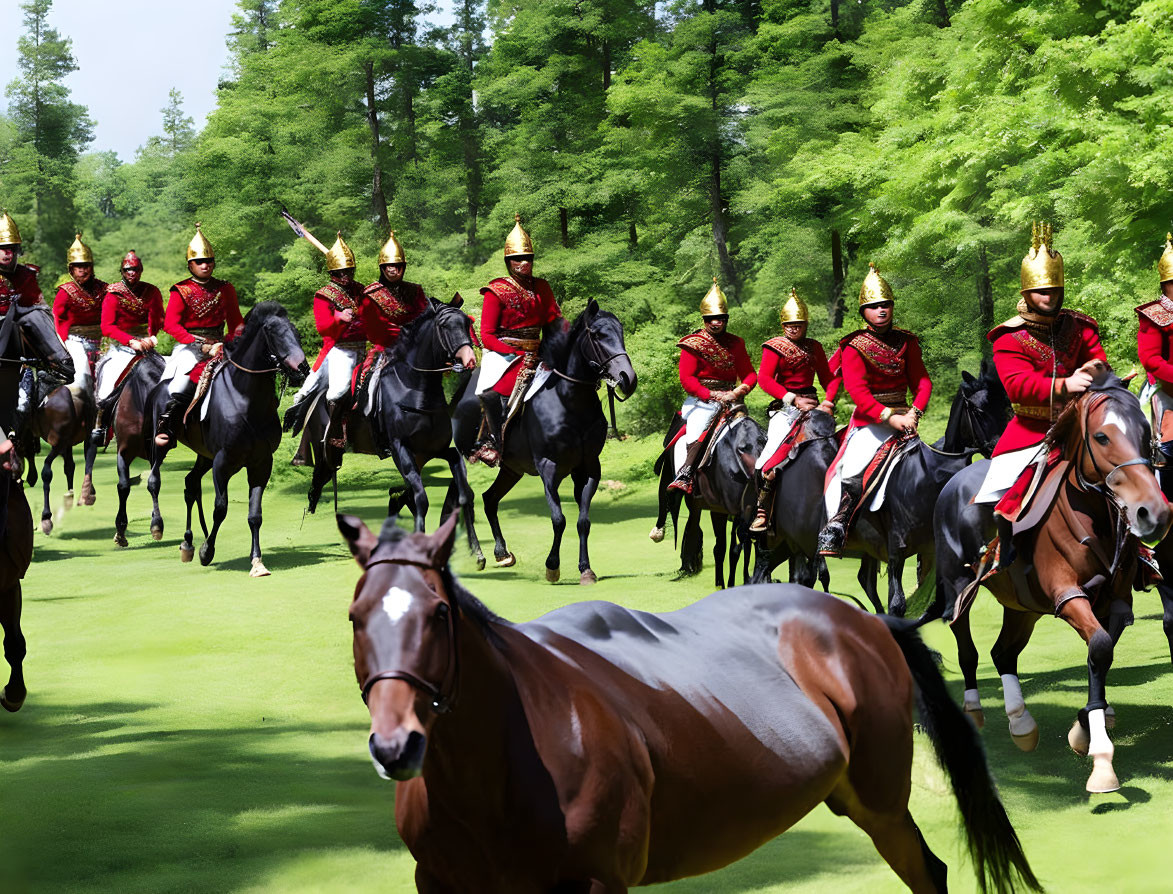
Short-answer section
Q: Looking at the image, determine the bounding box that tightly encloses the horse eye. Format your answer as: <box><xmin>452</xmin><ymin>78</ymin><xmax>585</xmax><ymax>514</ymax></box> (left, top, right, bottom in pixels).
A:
<box><xmin>1094</xmin><ymin>432</ymin><xmax>1110</xmax><ymax>445</ymax></box>
<box><xmin>435</xmin><ymin>603</ymin><xmax>450</xmax><ymax>621</ymax></box>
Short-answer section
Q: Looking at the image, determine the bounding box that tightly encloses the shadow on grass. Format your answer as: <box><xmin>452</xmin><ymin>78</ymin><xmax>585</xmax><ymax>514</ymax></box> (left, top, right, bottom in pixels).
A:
<box><xmin>0</xmin><ymin>699</ymin><xmax>401</xmax><ymax>892</ymax></box>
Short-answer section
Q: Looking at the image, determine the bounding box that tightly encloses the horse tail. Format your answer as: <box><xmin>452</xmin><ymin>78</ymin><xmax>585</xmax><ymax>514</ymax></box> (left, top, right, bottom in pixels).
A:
<box><xmin>880</xmin><ymin>615</ymin><xmax>1042</xmax><ymax>894</ymax></box>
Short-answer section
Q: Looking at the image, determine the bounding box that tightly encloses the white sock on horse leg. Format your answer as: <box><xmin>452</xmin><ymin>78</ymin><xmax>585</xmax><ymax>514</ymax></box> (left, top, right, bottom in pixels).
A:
<box><xmin>963</xmin><ymin>688</ymin><xmax>982</xmax><ymax>711</ymax></box>
<box><xmin>1001</xmin><ymin>673</ymin><xmax>1035</xmax><ymax>735</ymax></box>
<box><xmin>1088</xmin><ymin>707</ymin><xmax>1113</xmax><ymax>757</ymax></box>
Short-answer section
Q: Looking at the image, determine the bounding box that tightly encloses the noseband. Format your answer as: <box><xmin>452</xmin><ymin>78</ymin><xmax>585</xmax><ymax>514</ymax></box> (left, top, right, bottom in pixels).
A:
<box><xmin>357</xmin><ymin>555</ymin><xmax>460</xmax><ymax>715</ymax></box>
<box><xmin>552</xmin><ymin>319</ymin><xmax>631</xmax><ymax>396</ymax></box>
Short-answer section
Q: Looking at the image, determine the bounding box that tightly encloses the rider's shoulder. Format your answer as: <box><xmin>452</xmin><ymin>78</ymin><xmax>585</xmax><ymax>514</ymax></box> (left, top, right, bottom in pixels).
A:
<box><xmin>838</xmin><ymin>328</ymin><xmax>870</xmax><ymax>349</ymax></box>
<box><xmin>1137</xmin><ymin>298</ymin><xmax>1173</xmax><ymax>329</ymax></box>
<box><xmin>17</xmin><ymin>263</ymin><xmax>39</xmax><ymax>277</ymax></box>
<box><xmin>987</xmin><ymin>315</ymin><xmax>1028</xmax><ymax>342</ymax></box>
<box><xmin>677</xmin><ymin>329</ymin><xmax>708</xmax><ymax>351</ymax></box>
<box><xmin>1061</xmin><ymin>308</ymin><xmax>1099</xmax><ymax>332</ymax></box>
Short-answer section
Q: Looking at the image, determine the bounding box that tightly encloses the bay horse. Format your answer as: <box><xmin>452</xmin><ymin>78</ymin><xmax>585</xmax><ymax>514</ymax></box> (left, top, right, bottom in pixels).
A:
<box><xmin>0</xmin><ymin>303</ymin><xmax>73</xmax><ymax>711</ymax></box>
<box><xmin>291</xmin><ymin>298</ymin><xmax>484</xmax><ymax>567</ymax></box>
<box><xmin>145</xmin><ymin>302</ymin><xmax>308</xmax><ymax>576</ymax></box>
<box><xmin>452</xmin><ymin>300</ymin><xmax>636</xmax><ymax>584</ymax></box>
<box><xmin>21</xmin><ymin>378</ymin><xmax>98</xmax><ymax>534</ymax></box>
<box><xmin>339</xmin><ymin>511</ymin><xmax>1040</xmax><ymax>894</ymax></box>
<box><xmin>930</xmin><ymin>370</ymin><xmax>1169</xmax><ymax>793</ymax></box>
<box><xmin>104</xmin><ymin>350</ymin><xmax>166</xmax><ymax>547</ymax></box>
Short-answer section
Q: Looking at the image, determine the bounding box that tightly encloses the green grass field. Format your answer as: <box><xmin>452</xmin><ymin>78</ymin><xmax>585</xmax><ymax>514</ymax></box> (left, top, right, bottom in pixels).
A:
<box><xmin>3</xmin><ymin>433</ymin><xmax>1173</xmax><ymax>892</ymax></box>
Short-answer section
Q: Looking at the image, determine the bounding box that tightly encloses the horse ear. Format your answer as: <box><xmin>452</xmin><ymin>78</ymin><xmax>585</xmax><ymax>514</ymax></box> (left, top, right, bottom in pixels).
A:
<box><xmin>337</xmin><ymin>514</ymin><xmax>378</xmax><ymax>567</ymax></box>
<box><xmin>961</xmin><ymin>370</ymin><xmax>975</xmax><ymax>384</ymax></box>
<box><xmin>449</xmin><ymin>292</ymin><xmax>464</xmax><ymax>308</ymax></box>
<box><xmin>429</xmin><ymin>512</ymin><xmax>459</xmax><ymax>568</ymax></box>
<box><xmin>587</xmin><ymin>298</ymin><xmax>599</xmax><ymax>316</ymax></box>
<box><xmin>1121</xmin><ymin>371</ymin><xmax>1137</xmax><ymax>384</ymax></box>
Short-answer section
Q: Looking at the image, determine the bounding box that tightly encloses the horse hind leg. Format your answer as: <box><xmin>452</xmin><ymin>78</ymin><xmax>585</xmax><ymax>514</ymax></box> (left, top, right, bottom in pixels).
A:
<box><xmin>1058</xmin><ymin>598</ymin><xmax>1120</xmax><ymax>792</ymax></box>
<box><xmin>482</xmin><ymin>466</ymin><xmax>522</xmax><ymax>567</ymax></box>
<box><xmin>79</xmin><ymin>438</ymin><xmax>97</xmax><ymax>505</ymax></box>
<box><xmin>990</xmin><ymin>607</ymin><xmax>1042</xmax><ymax>752</ymax></box>
<box><xmin>711</xmin><ymin>513</ymin><xmax>727</xmax><ymax>590</ymax></box>
<box><xmin>571</xmin><ymin>463</ymin><xmax>600</xmax><ymax>584</ymax></box>
<box><xmin>40</xmin><ymin>448</ymin><xmax>58</xmax><ymax>534</ymax></box>
<box><xmin>62</xmin><ymin>447</ymin><xmax>76</xmax><ymax>509</ymax></box>
<box><xmin>114</xmin><ymin>450</ymin><xmax>132</xmax><ymax>547</ymax></box>
<box><xmin>0</xmin><ymin>582</ymin><xmax>27</xmax><ymax>712</ymax></box>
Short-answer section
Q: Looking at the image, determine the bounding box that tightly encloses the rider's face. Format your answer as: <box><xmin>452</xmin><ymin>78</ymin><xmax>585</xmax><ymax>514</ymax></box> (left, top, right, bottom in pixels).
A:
<box><xmin>381</xmin><ymin>263</ymin><xmax>405</xmax><ymax>284</ymax></box>
<box><xmin>122</xmin><ymin>266</ymin><xmax>142</xmax><ymax>286</ymax></box>
<box><xmin>783</xmin><ymin>321</ymin><xmax>807</xmax><ymax>340</ymax></box>
<box><xmin>704</xmin><ymin>315</ymin><xmax>728</xmax><ymax>336</ymax></box>
<box><xmin>1024</xmin><ymin>287</ymin><xmax>1063</xmax><ymax>315</ymax></box>
<box><xmin>70</xmin><ymin>263</ymin><xmax>93</xmax><ymax>285</ymax></box>
<box><xmin>332</xmin><ymin>267</ymin><xmax>355</xmax><ymax>287</ymax></box>
<box><xmin>189</xmin><ymin>259</ymin><xmax>215</xmax><ymax>280</ymax></box>
<box><xmin>508</xmin><ymin>256</ymin><xmax>533</xmax><ymax>278</ymax></box>
<box><xmin>862</xmin><ymin>301</ymin><xmax>893</xmax><ymax>329</ymax></box>
<box><xmin>0</xmin><ymin>246</ymin><xmax>16</xmax><ymax>268</ymax></box>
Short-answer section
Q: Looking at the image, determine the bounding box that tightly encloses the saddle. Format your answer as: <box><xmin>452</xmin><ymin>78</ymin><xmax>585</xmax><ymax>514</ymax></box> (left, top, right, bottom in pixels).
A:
<box><xmin>182</xmin><ymin>355</ymin><xmax>225</xmax><ymax>424</ymax></box>
<box><xmin>761</xmin><ymin>408</ymin><xmax>812</xmax><ymax>474</ymax></box>
<box><xmin>847</xmin><ymin>429</ymin><xmax>918</xmax><ymax>522</ymax></box>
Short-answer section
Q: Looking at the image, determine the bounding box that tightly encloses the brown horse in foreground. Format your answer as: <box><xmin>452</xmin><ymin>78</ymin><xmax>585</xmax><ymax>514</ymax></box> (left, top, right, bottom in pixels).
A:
<box><xmin>340</xmin><ymin>512</ymin><xmax>1040</xmax><ymax>893</ymax></box>
<box><xmin>931</xmin><ymin>371</ymin><xmax>1170</xmax><ymax>793</ymax></box>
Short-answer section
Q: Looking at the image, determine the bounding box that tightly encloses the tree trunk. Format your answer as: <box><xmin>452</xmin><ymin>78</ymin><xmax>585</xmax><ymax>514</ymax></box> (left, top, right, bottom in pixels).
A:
<box><xmin>629</xmin><ymin>219</ymin><xmax>638</xmax><ymax>248</ymax></box>
<box><xmin>831</xmin><ymin>0</ymin><xmax>841</xmax><ymax>41</ymax></box>
<box><xmin>710</xmin><ymin>151</ymin><xmax>737</xmax><ymax>295</ymax></box>
<box><xmin>363</xmin><ymin>61</ymin><xmax>390</xmax><ymax>231</ymax></box>
<box><xmin>977</xmin><ymin>244</ymin><xmax>994</xmax><ymax>359</ymax></box>
<box><xmin>602</xmin><ymin>40</ymin><xmax>611</xmax><ymax>92</ymax></box>
<box><xmin>560</xmin><ymin>207</ymin><xmax>569</xmax><ymax>248</ymax></box>
<box><xmin>830</xmin><ymin>228</ymin><xmax>846</xmax><ymax>329</ymax></box>
<box><xmin>936</xmin><ymin>0</ymin><xmax>951</xmax><ymax>27</ymax></box>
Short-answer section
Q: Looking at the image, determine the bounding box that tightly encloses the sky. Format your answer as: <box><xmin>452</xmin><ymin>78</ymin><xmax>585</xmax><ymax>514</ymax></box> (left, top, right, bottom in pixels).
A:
<box><xmin>0</xmin><ymin>0</ymin><xmax>455</xmax><ymax>163</ymax></box>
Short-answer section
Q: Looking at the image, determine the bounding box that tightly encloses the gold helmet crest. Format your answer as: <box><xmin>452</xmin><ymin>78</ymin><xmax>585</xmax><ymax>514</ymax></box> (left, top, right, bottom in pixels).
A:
<box><xmin>503</xmin><ymin>214</ymin><xmax>534</xmax><ymax>259</ymax></box>
<box><xmin>67</xmin><ymin>233</ymin><xmax>93</xmax><ymax>266</ymax></box>
<box><xmin>377</xmin><ymin>230</ymin><xmax>405</xmax><ymax>266</ymax></box>
<box><xmin>0</xmin><ymin>211</ymin><xmax>22</xmax><ymax>247</ymax></box>
<box><xmin>186</xmin><ymin>223</ymin><xmax>214</xmax><ymax>262</ymax></box>
<box><xmin>699</xmin><ymin>278</ymin><xmax>728</xmax><ymax>316</ymax></box>
<box><xmin>1158</xmin><ymin>233</ymin><xmax>1173</xmax><ymax>284</ymax></box>
<box><xmin>858</xmin><ymin>263</ymin><xmax>893</xmax><ymax>308</ymax></box>
<box><xmin>780</xmin><ymin>287</ymin><xmax>809</xmax><ymax>325</ymax></box>
<box><xmin>325</xmin><ymin>232</ymin><xmax>356</xmax><ymax>272</ymax></box>
<box><xmin>1020</xmin><ymin>221</ymin><xmax>1063</xmax><ymax>292</ymax></box>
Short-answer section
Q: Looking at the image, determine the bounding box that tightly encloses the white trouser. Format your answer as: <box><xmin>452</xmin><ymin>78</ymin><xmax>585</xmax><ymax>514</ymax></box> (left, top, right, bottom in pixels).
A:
<box><xmin>974</xmin><ymin>444</ymin><xmax>1045</xmax><ymax>505</ymax></box>
<box><xmin>756</xmin><ymin>405</ymin><xmax>801</xmax><ymax>471</ymax></box>
<box><xmin>95</xmin><ymin>344</ymin><xmax>137</xmax><ymax>401</ymax></box>
<box><xmin>294</xmin><ymin>345</ymin><xmax>364</xmax><ymax>404</ymax></box>
<box><xmin>824</xmin><ymin>423</ymin><xmax>893</xmax><ymax>517</ymax></box>
<box><xmin>478</xmin><ymin>349</ymin><xmax>518</xmax><ymax>395</ymax></box>
<box><xmin>64</xmin><ymin>334</ymin><xmax>98</xmax><ymax>391</ymax></box>
<box><xmin>163</xmin><ymin>343</ymin><xmax>203</xmax><ymax>396</ymax></box>
<box><xmin>673</xmin><ymin>397</ymin><xmax>720</xmax><ymax>470</ymax></box>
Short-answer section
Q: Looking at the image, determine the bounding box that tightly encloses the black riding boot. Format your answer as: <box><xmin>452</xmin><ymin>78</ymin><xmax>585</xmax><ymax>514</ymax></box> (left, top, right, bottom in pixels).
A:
<box><xmin>154</xmin><ymin>395</ymin><xmax>185</xmax><ymax>447</ymax></box>
<box><xmin>817</xmin><ymin>473</ymin><xmax>864</xmax><ymax>557</ymax></box>
<box><xmin>471</xmin><ymin>394</ymin><xmax>504</xmax><ymax>467</ymax></box>
<box><xmin>325</xmin><ymin>399</ymin><xmax>350</xmax><ymax>450</ymax></box>
<box><xmin>89</xmin><ymin>395</ymin><xmax>117</xmax><ymax>446</ymax></box>
<box><xmin>749</xmin><ymin>472</ymin><xmax>776</xmax><ymax>533</ymax></box>
<box><xmin>668</xmin><ymin>437</ymin><xmax>709</xmax><ymax>495</ymax></box>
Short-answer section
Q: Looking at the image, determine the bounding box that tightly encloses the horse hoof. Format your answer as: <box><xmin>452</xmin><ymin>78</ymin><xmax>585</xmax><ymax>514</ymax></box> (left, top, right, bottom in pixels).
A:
<box><xmin>113</xmin><ymin>532</ymin><xmax>128</xmax><ymax>548</ymax></box>
<box><xmin>649</xmin><ymin>526</ymin><xmax>665</xmax><ymax>543</ymax></box>
<box><xmin>80</xmin><ymin>478</ymin><xmax>95</xmax><ymax>505</ymax></box>
<box><xmin>151</xmin><ymin>524</ymin><xmax>164</xmax><ymax>541</ymax></box>
<box><xmin>199</xmin><ymin>543</ymin><xmax>214</xmax><ymax>566</ymax></box>
<box><xmin>495</xmin><ymin>552</ymin><xmax>516</xmax><ymax>568</ymax></box>
<box><xmin>1011</xmin><ymin>726</ymin><xmax>1040</xmax><ymax>752</ymax></box>
<box><xmin>250</xmin><ymin>558</ymin><xmax>271</xmax><ymax>578</ymax></box>
<box><xmin>63</xmin><ymin>491</ymin><xmax>74</xmax><ymax>510</ymax></box>
<box><xmin>546</xmin><ymin>566</ymin><xmax>560</xmax><ymax>583</ymax></box>
<box><xmin>180</xmin><ymin>544</ymin><xmax>194</xmax><ymax>563</ymax></box>
<box><xmin>964</xmin><ymin>707</ymin><xmax>985</xmax><ymax>730</ymax></box>
<box><xmin>1106</xmin><ymin>705</ymin><xmax>1116</xmax><ymax>730</ymax></box>
<box><xmin>1068</xmin><ymin>720</ymin><xmax>1090</xmax><ymax>756</ymax></box>
<box><xmin>1087</xmin><ymin>755</ymin><xmax>1120</xmax><ymax>794</ymax></box>
<box><xmin>40</xmin><ymin>518</ymin><xmax>53</xmax><ymax>535</ymax></box>
<box><xmin>580</xmin><ymin>569</ymin><xmax>597</xmax><ymax>585</ymax></box>
<box><xmin>475</xmin><ymin>554</ymin><xmax>486</xmax><ymax>572</ymax></box>
<box><xmin>0</xmin><ymin>688</ymin><xmax>25</xmax><ymax>712</ymax></box>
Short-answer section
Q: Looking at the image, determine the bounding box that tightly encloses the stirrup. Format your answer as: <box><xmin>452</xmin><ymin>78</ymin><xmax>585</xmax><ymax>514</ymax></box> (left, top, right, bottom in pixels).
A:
<box><xmin>749</xmin><ymin>509</ymin><xmax>769</xmax><ymax>533</ymax></box>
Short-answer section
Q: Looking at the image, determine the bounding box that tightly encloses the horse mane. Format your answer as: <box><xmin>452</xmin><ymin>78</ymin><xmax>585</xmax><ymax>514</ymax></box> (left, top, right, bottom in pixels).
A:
<box><xmin>1044</xmin><ymin>372</ymin><xmax>1141</xmax><ymax>451</ymax></box>
<box><xmin>539</xmin><ymin>312</ymin><xmax>579</xmax><ymax>369</ymax></box>
<box><xmin>235</xmin><ymin>300</ymin><xmax>289</xmax><ymax>346</ymax></box>
<box><xmin>384</xmin><ymin>303</ymin><xmax>438</xmax><ymax>367</ymax></box>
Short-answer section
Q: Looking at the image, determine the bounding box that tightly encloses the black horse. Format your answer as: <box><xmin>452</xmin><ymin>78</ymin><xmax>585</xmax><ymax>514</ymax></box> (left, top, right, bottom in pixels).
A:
<box><xmin>145</xmin><ymin>302</ymin><xmax>308</xmax><ymax>575</ymax></box>
<box><xmin>107</xmin><ymin>350</ymin><xmax>166</xmax><ymax>547</ymax></box>
<box><xmin>752</xmin><ymin>362</ymin><xmax>1010</xmax><ymax>617</ymax></box>
<box><xmin>452</xmin><ymin>300</ymin><xmax>636</xmax><ymax>583</ymax></box>
<box><xmin>292</xmin><ymin>298</ymin><xmax>484</xmax><ymax>566</ymax></box>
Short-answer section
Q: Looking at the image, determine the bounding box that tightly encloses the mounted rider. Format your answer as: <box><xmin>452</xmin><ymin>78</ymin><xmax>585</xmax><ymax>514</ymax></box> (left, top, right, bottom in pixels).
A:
<box><xmin>472</xmin><ymin>215</ymin><xmax>563</xmax><ymax>467</ymax></box>
<box><xmin>155</xmin><ymin>224</ymin><xmax>245</xmax><ymax>448</ymax></box>
<box><xmin>0</xmin><ymin>211</ymin><xmax>47</xmax><ymax>445</ymax></box>
<box><xmin>817</xmin><ymin>264</ymin><xmax>932</xmax><ymax>557</ymax></box>
<box><xmin>1137</xmin><ymin>233</ymin><xmax>1173</xmax><ymax>503</ymax></box>
<box><xmin>53</xmin><ymin>233</ymin><xmax>106</xmax><ymax>401</ymax></box>
<box><xmin>284</xmin><ymin>232</ymin><xmax>366</xmax><ymax>449</ymax></box>
<box><xmin>974</xmin><ymin>222</ymin><xmax>1105</xmax><ymax>512</ymax></box>
<box><xmin>90</xmin><ymin>250</ymin><xmax>164</xmax><ymax>445</ymax></box>
<box><xmin>749</xmin><ymin>287</ymin><xmax>838</xmax><ymax>533</ymax></box>
<box><xmin>669</xmin><ymin>279</ymin><xmax>757</xmax><ymax>494</ymax></box>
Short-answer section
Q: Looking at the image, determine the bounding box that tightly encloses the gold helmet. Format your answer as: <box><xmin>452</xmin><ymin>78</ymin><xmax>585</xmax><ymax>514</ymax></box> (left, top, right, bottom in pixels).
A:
<box><xmin>67</xmin><ymin>233</ymin><xmax>93</xmax><ymax>266</ymax></box>
<box><xmin>503</xmin><ymin>213</ymin><xmax>534</xmax><ymax>258</ymax></box>
<box><xmin>325</xmin><ymin>231</ymin><xmax>356</xmax><ymax>272</ymax></box>
<box><xmin>1158</xmin><ymin>232</ymin><xmax>1173</xmax><ymax>284</ymax></box>
<box><xmin>858</xmin><ymin>263</ymin><xmax>893</xmax><ymax>308</ymax></box>
<box><xmin>377</xmin><ymin>230</ymin><xmax>405</xmax><ymax>266</ymax></box>
<box><xmin>1020</xmin><ymin>220</ymin><xmax>1063</xmax><ymax>292</ymax></box>
<box><xmin>699</xmin><ymin>278</ymin><xmax>728</xmax><ymax>316</ymax></box>
<box><xmin>779</xmin><ymin>287</ymin><xmax>809</xmax><ymax>325</ymax></box>
<box><xmin>186</xmin><ymin>223</ymin><xmax>214</xmax><ymax>262</ymax></box>
<box><xmin>0</xmin><ymin>211</ymin><xmax>21</xmax><ymax>246</ymax></box>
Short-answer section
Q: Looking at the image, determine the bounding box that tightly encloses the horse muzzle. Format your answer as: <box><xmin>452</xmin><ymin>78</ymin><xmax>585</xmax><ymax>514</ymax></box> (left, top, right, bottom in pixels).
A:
<box><xmin>289</xmin><ymin>358</ymin><xmax>311</xmax><ymax>383</ymax></box>
<box><xmin>608</xmin><ymin>361</ymin><xmax>637</xmax><ymax>399</ymax></box>
<box><xmin>1129</xmin><ymin>497</ymin><xmax>1172</xmax><ymax>545</ymax></box>
<box><xmin>368</xmin><ymin>729</ymin><xmax>426</xmax><ymax>781</ymax></box>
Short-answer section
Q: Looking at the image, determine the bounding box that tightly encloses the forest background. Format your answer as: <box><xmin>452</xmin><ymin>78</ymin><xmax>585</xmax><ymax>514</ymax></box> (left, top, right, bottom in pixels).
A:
<box><xmin>4</xmin><ymin>0</ymin><xmax>1173</xmax><ymax>434</ymax></box>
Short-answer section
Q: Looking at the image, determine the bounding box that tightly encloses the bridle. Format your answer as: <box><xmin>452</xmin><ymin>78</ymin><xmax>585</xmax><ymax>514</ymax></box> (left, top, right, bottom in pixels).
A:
<box><xmin>356</xmin><ymin>554</ymin><xmax>460</xmax><ymax>715</ymax></box>
<box><xmin>551</xmin><ymin>317</ymin><xmax>632</xmax><ymax>398</ymax></box>
<box><xmin>1073</xmin><ymin>390</ymin><xmax>1151</xmax><ymax>497</ymax></box>
<box><xmin>409</xmin><ymin>304</ymin><xmax>472</xmax><ymax>374</ymax></box>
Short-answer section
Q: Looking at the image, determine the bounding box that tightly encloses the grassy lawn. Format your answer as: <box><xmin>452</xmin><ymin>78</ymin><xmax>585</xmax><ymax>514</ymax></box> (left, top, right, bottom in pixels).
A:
<box><xmin>3</xmin><ymin>431</ymin><xmax>1173</xmax><ymax>892</ymax></box>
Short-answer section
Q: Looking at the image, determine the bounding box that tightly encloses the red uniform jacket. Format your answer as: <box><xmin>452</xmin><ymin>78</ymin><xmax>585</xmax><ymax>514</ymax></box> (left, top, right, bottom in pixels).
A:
<box><xmin>479</xmin><ymin>275</ymin><xmax>563</xmax><ymax>396</ymax></box>
<box><xmin>309</xmin><ymin>280</ymin><xmax>367</xmax><ymax>371</ymax></box>
<box><xmin>1137</xmin><ymin>297</ymin><xmax>1173</xmax><ymax>392</ymax></box>
<box><xmin>164</xmin><ymin>278</ymin><xmax>245</xmax><ymax>345</ymax></box>
<box><xmin>53</xmin><ymin>279</ymin><xmax>107</xmax><ymax>341</ymax></box>
<box><xmin>677</xmin><ymin>330</ymin><xmax>758</xmax><ymax>401</ymax></box>
<box><xmin>360</xmin><ymin>280</ymin><xmax>428</xmax><ymax>354</ymax></box>
<box><xmin>988</xmin><ymin>310</ymin><xmax>1105</xmax><ymax>456</ymax></box>
<box><xmin>839</xmin><ymin>327</ymin><xmax>931</xmax><ymax>429</ymax></box>
<box><xmin>758</xmin><ymin>336</ymin><xmax>839</xmax><ymax>404</ymax></box>
<box><xmin>101</xmin><ymin>281</ymin><xmax>164</xmax><ymax>345</ymax></box>
<box><xmin>0</xmin><ymin>264</ymin><xmax>42</xmax><ymax>313</ymax></box>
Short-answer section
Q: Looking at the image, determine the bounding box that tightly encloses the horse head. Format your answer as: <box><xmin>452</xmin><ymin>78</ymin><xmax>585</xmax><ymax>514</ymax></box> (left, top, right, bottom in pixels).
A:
<box><xmin>1050</xmin><ymin>365</ymin><xmax>1170</xmax><ymax>543</ymax></box>
<box><xmin>945</xmin><ymin>360</ymin><xmax>1011</xmax><ymax>455</ymax></box>
<box><xmin>339</xmin><ymin>511</ymin><xmax>468</xmax><ymax>781</ymax></box>
<box><xmin>238</xmin><ymin>301</ymin><xmax>309</xmax><ymax>382</ymax></box>
<box><xmin>578</xmin><ymin>300</ymin><xmax>637</xmax><ymax>398</ymax></box>
<box><xmin>14</xmin><ymin>305</ymin><xmax>73</xmax><ymax>382</ymax></box>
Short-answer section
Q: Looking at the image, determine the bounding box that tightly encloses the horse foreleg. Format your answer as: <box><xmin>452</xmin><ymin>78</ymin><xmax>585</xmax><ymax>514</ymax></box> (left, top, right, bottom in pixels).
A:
<box><xmin>677</xmin><ymin>502</ymin><xmax>703</xmax><ymax>578</ymax></box>
<box><xmin>482</xmin><ymin>467</ymin><xmax>523</xmax><ymax>567</ymax></box>
<box><xmin>711</xmin><ymin>513</ymin><xmax>727</xmax><ymax>590</ymax></box>
<box><xmin>62</xmin><ymin>447</ymin><xmax>76</xmax><ymax>507</ymax></box>
<box><xmin>199</xmin><ymin>453</ymin><xmax>233</xmax><ymax>567</ymax></box>
<box><xmin>887</xmin><ymin>552</ymin><xmax>907</xmax><ymax>618</ymax></box>
<box><xmin>390</xmin><ymin>442</ymin><xmax>429</xmax><ymax>532</ymax></box>
<box><xmin>1058</xmin><ymin>598</ymin><xmax>1120</xmax><ymax>792</ymax></box>
<box><xmin>147</xmin><ymin>453</ymin><xmax>165</xmax><ymax>540</ymax></box>
<box><xmin>181</xmin><ymin>455</ymin><xmax>211</xmax><ymax>563</ymax></box>
<box><xmin>536</xmin><ymin>458</ymin><xmax>566</xmax><ymax>583</ymax></box>
<box><xmin>571</xmin><ymin>462</ymin><xmax>600</xmax><ymax>584</ymax></box>
<box><xmin>246</xmin><ymin>454</ymin><xmax>273</xmax><ymax>577</ymax></box>
<box><xmin>79</xmin><ymin>437</ymin><xmax>97</xmax><ymax>505</ymax></box>
<box><xmin>114</xmin><ymin>450</ymin><xmax>132</xmax><ymax>547</ymax></box>
<box><xmin>990</xmin><ymin>607</ymin><xmax>1042</xmax><ymax>752</ymax></box>
<box><xmin>0</xmin><ymin>583</ymin><xmax>26</xmax><ymax>711</ymax></box>
<box><xmin>307</xmin><ymin>441</ymin><xmax>331</xmax><ymax>515</ymax></box>
<box><xmin>857</xmin><ymin>556</ymin><xmax>884</xmax><ymax>613</ymax></box>
<box><xmin>39</xmin><ymin>448</ymin><xmax>56</xmax><ymax>534</ymax></box>
<box><xmin>446</xmin><ymin>448</ymin><xmax>485</xmax><ymax>571</ymax></box>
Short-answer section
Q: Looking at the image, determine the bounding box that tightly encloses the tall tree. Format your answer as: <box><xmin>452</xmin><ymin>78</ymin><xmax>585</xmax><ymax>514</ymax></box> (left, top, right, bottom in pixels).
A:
<box><xmin>160</xmin><ymin>88</ymin><xmax>195</xmax><ymax>155</ymax></box>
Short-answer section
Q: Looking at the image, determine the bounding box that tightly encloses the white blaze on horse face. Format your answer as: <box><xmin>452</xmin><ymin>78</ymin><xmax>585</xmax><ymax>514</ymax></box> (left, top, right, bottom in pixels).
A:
<box><xmin>1101</xmin><ymin>409</ymin><xmax>1134</xmax><ymax>441</ymax></box>
<box><xmin>381</xmin><ymin>587</ymin><xmax>415</xmax><ymax>624</ymax></box>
